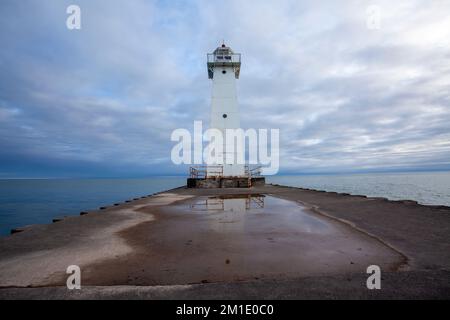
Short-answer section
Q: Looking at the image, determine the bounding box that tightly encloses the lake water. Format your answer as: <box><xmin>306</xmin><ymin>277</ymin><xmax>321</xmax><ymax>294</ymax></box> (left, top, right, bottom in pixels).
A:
<box><xmin>0</xmin><ymin>172</ymin><xmax>449</xmax><ymax>236</ymax></box>
<box><xmin>268</xmin><ymin>172</ymin><xmax>450</xmax><ymax>207</ymax></box>
<box><xmin>0</xmin><ymin>177</ymin><xmax>184</xmax><ymax>236</ymax></box>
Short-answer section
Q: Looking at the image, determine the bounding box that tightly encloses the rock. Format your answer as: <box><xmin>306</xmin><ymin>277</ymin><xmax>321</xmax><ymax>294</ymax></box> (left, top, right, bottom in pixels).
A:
<box><xmin>10</xmin><ymin>227</ymin><xmax>26</xmax><ymax>234</ymax></box>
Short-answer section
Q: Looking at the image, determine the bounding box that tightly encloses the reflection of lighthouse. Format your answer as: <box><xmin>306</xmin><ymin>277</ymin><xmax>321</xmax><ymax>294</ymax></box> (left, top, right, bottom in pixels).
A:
<box><xmin>190</xmin><ymin>195</ymin><xmax>266</xmax><ymax>233</ymax></box>
<box><xmin>207</xmin><ymin>43</ymin><xmax>245</xmax><ymax>177</ymax></box>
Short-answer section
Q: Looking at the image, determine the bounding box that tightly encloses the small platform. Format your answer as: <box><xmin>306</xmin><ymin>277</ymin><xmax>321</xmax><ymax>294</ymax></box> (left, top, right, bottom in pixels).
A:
<box><xmin>187</xmin><ymin>177</ymin><xmax>265</xmax><ymax>188</ymax></box>
<box><xmin>188</xmin><ymin>165</ymin><xmax>265</xmax><ymax>188</ymax></box>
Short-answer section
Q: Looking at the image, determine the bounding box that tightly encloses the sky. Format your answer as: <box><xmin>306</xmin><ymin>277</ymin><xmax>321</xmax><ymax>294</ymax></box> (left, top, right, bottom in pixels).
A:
<box><xmin>0</xmin><ymin>0</ymin><xmax>450</xmax><ymax>178</ymax></box>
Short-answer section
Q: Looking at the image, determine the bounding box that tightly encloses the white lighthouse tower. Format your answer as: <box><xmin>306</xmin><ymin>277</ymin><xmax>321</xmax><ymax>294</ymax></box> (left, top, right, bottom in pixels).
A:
<box><xmin>206</xmin><ymin>43</ymin><xmax>245</xmax><ymax>177</ymax></box>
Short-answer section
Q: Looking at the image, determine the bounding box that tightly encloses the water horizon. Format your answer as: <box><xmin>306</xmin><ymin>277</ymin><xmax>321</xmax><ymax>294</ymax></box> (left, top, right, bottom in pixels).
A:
<box><xmin>1</xmin><ymin>171</ymin><xmax>449</xmax><ymax>236</ymax></box>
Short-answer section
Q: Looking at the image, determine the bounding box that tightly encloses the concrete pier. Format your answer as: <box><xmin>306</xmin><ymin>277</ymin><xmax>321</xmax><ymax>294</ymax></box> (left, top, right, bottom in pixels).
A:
<box><xmin>0</xmin><ymin>184</ymin><xmax>449</xmax><ymax>299</ymax></box>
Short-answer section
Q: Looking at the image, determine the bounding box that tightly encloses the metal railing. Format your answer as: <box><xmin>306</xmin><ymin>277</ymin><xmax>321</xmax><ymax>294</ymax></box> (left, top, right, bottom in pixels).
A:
<box><xmin>207</xmin><ymin>53</ymin><xmax>241</xmax><ymax>64</ymax></box>
<box><xmin>246</xmin><ymin>165</ymin><xmax>262</xmax><ymax>177</ymax></box>
<box><xmin>189</xmin><ymin>165</ymin><xmax>223</xmax><ymax>179</ymax></box>
<box><xmin>189</xmin><ymin>165</ymin><xmax>262</xmax><ymax>179</ymax></box>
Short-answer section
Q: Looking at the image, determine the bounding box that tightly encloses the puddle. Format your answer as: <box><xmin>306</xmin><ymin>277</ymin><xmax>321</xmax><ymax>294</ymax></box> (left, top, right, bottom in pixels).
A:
<box><xmin>84</xmin><ymin>193</ymin><xmax>405</xmax><ymax>286</ymax></box>
<box><xmin>182</xmin><ymin>194</ymin><xmax>331</xmax><ymax>234</ymax></box>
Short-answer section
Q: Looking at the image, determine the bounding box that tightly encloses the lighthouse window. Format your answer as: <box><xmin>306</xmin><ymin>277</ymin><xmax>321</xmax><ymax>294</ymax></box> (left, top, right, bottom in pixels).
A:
<box><xmin>222</xmin><ymin>70</ymin><xmax>227</xmax><ymax>74</ymax></box>
<box><xmin>223</xmin><ymin>114</ymin><xmax>227</xmax><ymax>118</ymax></box>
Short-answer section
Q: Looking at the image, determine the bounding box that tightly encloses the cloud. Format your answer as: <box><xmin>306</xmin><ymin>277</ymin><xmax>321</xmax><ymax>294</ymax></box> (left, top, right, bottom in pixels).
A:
<box><xmin>0</xmin><ymin>0</ymin><xmax>449</xmax><ymax>177</ymax></box>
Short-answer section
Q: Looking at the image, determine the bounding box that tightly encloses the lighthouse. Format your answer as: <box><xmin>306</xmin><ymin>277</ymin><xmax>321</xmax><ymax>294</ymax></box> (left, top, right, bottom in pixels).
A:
<box><xmin>187</xmin><ymin>44</ymin><xmax>265</xmax><ymax>188</ymax></box>
<box><xmin>206</xmin><ymin>43</ymin><xmax>245</xmax><ymax>177</ymax></box>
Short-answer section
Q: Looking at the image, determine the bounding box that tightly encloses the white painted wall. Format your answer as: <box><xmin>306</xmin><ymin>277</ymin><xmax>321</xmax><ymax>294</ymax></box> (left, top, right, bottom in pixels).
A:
<box><xmin>208</xmin><ymin>63</ymin><xmax>245</xmax><ymax>177</ymax></box>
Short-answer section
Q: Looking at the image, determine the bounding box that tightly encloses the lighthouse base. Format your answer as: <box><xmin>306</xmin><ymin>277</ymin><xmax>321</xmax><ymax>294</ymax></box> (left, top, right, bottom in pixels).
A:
<box><xmin>187</xmin><ymin>177</ymin><xmax>265</xmax><ymax>189</ymax></box>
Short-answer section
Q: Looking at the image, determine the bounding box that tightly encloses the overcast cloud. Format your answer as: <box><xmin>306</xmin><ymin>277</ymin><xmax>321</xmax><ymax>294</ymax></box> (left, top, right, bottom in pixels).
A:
<box><xmin>0</xmin><ymin>0</ymin><xmax>449</xmax><ymax>177</ymax></box>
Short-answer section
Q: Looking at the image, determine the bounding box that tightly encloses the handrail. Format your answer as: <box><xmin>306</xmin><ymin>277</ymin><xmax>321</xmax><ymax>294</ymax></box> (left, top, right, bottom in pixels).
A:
<box><xmin>207</xmin><ymin>53</ymin><xmax>241</xmax><ymax>64</ymax></box>
<box><xmin>246</xmin><ymin>165</ymin><xmax>262</xmax><ymax>177</ymax></box>
<box><xmin>189</xmin><ymin>165</ymin><xmax>262</xmax><ymax>179</ymax></box>
<box><xmin>190</xmin><ymin>165</ymin><xmax>223</xmax><ymax>179</ymax></box>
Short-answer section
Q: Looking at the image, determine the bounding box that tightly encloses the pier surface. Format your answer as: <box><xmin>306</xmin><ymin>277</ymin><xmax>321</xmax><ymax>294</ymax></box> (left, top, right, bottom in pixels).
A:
<box><xmin>0</xmin><ymin>184</ymin><xmax>449</xmax><ymax>299</ymax></box>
